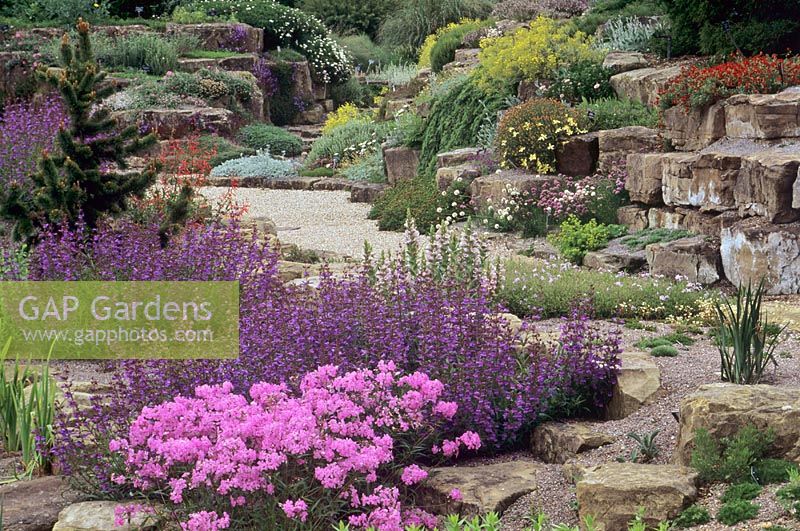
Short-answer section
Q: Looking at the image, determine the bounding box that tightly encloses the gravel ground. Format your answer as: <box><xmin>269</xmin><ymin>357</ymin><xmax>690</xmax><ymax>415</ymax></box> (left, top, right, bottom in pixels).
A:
<box><xmin>200</xmin><ymin>187</ymin><xmax>408</xmax><ymax>259</ymax></box>
<box><xmin>498</xmin><ymin>320</ymin><xmax>800</xmax><ymax>530</ymax></box>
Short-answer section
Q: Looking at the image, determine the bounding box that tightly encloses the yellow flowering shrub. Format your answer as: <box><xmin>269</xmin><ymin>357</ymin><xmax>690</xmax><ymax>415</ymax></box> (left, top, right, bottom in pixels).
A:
<box><xmin>322</xmin><ymin>103</ymin><xmax>365</xmax><ymax>135</ymax></box>
<box><xmin>417</xmin><ymin>19</ymin><xmax>481</xmax><ymax>69</ymax></box>
<box><xmin>495</xmin><ymin>98</ymin><xmax>588</xmax><ymax>173</ymax></box>
<box><xmin>476</xmin><ymin>16</ymin><xmax>603</xmax><ymax>93</ymax></box>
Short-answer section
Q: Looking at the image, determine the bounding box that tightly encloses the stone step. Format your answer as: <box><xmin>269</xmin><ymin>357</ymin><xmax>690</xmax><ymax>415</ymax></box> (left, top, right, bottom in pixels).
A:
<box><xmin>177</xmin><ymin>54</ymin><xmax>258</xmax><ymax>73</ymax></box>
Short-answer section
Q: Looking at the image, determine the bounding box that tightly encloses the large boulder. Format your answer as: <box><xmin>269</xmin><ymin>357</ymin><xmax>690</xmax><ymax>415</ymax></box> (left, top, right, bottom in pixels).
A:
<box><xmin>676</xmin><ymin>208</ymin><xmax>740</xmax><ymax>238</ymax></box>
<box><xmin>625</xmin><ymin>153</ymin><xmax>665</xmax><ymax>205</ymax></box>
<box><xmin>602</xmin><ymin>51</ymin><xmax>649</xmax><ymax>73</ymax></box>
<box><xmin>721</xmin><ymin>218</ymin><xmax>800</xmax><ymax>294</ymax></box>
<box><xmin>165</xmin><ymin>22</ymin><xmax>263</xmax><ymax>54</ymax></box>
<box><xmin>609</xmin><ymin>65</ymin><xmax>683</xmax><ymax>107</ymax></box>
<box><xmin>617</xmin><ymin>205</ymin><xmax>649</xmax><ymax>231</ymax></box>
<box><xmin>531</xmin><ymin>422</ymin><xmax>614</xmax><ymax>464</ymax></box>
<box><xmin>646</xmin><ymin>236</ymin><xmax>721</xmax><ymax>285</ymax></box>
<box><xmin>725</xmin><ymin>88</ymin><xmax>800</xmax><ymax>140</ymax></box>
<box><xmin>599</xmin><ymin>127</ymin><xmax>661</xmax><ymax>173</ymax></box>
<box><xmin>469</xmin><ymin>171</ymin><xmax>548</xmax><ymax>210</ymax></box>
<box><xmin>584</xmin><ymin>237</ymin><xmax>647</xmax><ymax>273</ymax></box>
<box><xmin>435</xmin><ymin>164</ymin><xmax>482</xmax><ymax>192</ymax></box>
<box><xmin>0</xmin><ymin>476</ymin><xmax>81</xmax><ymax>531</ymax></box>
<box><xmin>576</xmin><ymin>463</ymin><xmax>698</xmax><ymax>530</ymax></box>
<box><xmin>383</xmin><ymin>146</ymin><xmax>420</xmax><ymax>185</ymax></box>
<box><xmin>734</xmin><ymin>149</ymin><xmax>800</xmax><ymax>223</ymax></box>
<box><xmin>662</xmin><ymin>151</ymin><xmax>741</xmax><ymax>212</ymax></box>
<box><xmin>350</xmin><ymin>182</ymin><xmax>388</xmax><ymax>203</ymax></box>
<box><xmin>675</xmin><ymin>384</ymin><xmax>800</xmax><ymax>465</ymax></box>
<box><xmin>556</xmin><ymin>132</ymin><xmax>599</xmax><ymax>176</ymax></box>
<box><xmin>117</xmin><ymin>107</ymin><xmax>238</xmax><ymax>139</ymax></box>
<box><xmin>647</xmin><ymin>207</ymin><xmax>686</xmax><ymax>230</ymax></box>
<box><xmin>662</xmin><ymin>103</ymin><xmax>726</xmax><ymax>151</ymax></box>
<box><xmin>53</xmin><ymin>501</ymin><xmax>158</xmax><ymax>531</ymax></box>
<box><xmin>420</xmin><ymin>460</ymin><xmax>541</xmax><ymax>517</ymax></box>
<box><xmin>606</xmin><ymin>351</ymin><xmax>660</xmax><ymax>420</ymax></box>
<box><xmin>437</xmin><ymin>148</ymin><xmax>483</xmax><ymax>169</ymax></box>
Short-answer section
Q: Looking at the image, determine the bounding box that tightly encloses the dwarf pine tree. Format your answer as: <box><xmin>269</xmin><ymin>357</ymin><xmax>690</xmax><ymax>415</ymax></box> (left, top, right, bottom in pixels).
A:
<box><xmin>0</xmin><ymin>19</ymin><xmax>158</xmax><ymax>242</ymax></box>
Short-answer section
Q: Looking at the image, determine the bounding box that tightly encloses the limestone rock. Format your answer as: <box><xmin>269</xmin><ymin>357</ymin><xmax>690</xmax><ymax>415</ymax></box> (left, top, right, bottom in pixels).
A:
<box><xmin>725</xmin><ymin>88</ymin><xmax>800</xmax><ymax>140</ymax></box>
<box><xmin>659</xmin><ymin>152</ymin><xmax>699</xmax><ymax>207</ymax></box>
<box><xmin>420</xmin><ymin>461</ymin><xmax>541</xmax><ymax>517</ymax></box>
<box><xmin>217</xmin><ymin>54</ymin><xmax>258</xmax><ymax>72</ymax></box>
<box><xmin>602</xmin><ymin>51</ymin><xmax>649</xmax><ymax>73</ymax></box>
<box><xmin>435</xmin><ymin>164</ymin><xmax>482</xmax><ymax>192</ymax></box>
<box><xmin>794</xmin><ymin>166</ymin><xmax>800</xmax><ymax>209</ymax></box>
<box><xmin>606</xmin><ymin>351</ymin><xmax>660</xmax><ymax>420</ymax></box>
<box><xmin>626</xmin><ymin>153</ymin><xmax>665</xmax><ymax>205</ymax></box>
<box><xmin>383</xmin><ymin>146</ymin><xmax>420</xmax><ymax>185</ymax></box>
<box><xmin>166</xmin><ymin>23</ymin><xmax>263</xmax><ymax>54</ymax></box>
<box><xmin>617</xmin><ymin>205</ymin><xmax>649</xmax><ymax>231</ymax></box>
<box><xmin>531</xmin><ymin>422</ymin><xmax>614</xmax><ymax>464</ymax></box>
<box><xmin>556</xmin><ymin>132</ymin><xmax>599</xmax><ymax>176</ymax></box>
<box><xmin>292</xmin><ymin>104</ymin><xmax>325</xmax><ymax>126</ymax></box>
<box><xmin>53</xmin><ymin>501</ymin><xmax>158</xmax><ymax>531</ymax></box>
<box><xmin>676</xmin><ymin>208</ymin><xmax>739</xmax><ymax>238</ymax></box>
<box><xmin>721</xmin><ymin>218</ymin><xmax>800</xmax><ymax>294</ymax></box>
<box><xmin>350</xmin><ymin>182</ymin><xmax>388</xmax><ymax>203</ymax></box>
<box><xmin>437</xmin><ymin>148</ymin><xmax>483</xmax><ymax>169</ymax></box>
<box><xmin>662</xmin><ymin>151</ymin><xmax>741</xmax><ymax>212</ymax></box>
<box><xmin>647</xmin><ymin>207</ymin><xmax>686</xmax><ymax>230</ymax></box>
<box><xmin>599</xmin><ymin>127</ymin><xmax>661</xmax><ymax>173</ymax></box>
<box><xmin>584</xmin><ymin>238</ymin><xmax>647</xmax><ymax>273</ymax></box>
<box><xmin>0</xmin><ymin>476</ymin><xmax>81</xmax><ymax>531</ymax></box>
<box><xmin>176</xmin><ymin>57</ymin><xmax>218</xmax><ymax>73</ymax></box>
<box><xmin>609</xmin><ymin>65</ymin><xmax>683</xmax><ymax>107</ymax></box>
<box><xmin>662</xmin><ymin>103</ymin><xmax>726</xmax><ymax>151</ymax></box>
<box><xmin>646</xmin><ymin>236</ymin><xmax>721</xmax><ymax>285</ymax></box>
<box><xmin>734</xmin><ymin>149</ymin><xmax>800</xmax><ymax>223</ymax></box>
<box><xmin>469</xmin><ymin>171</ymin><xmax>548</xmax><ymax>210</ymax></box>
<box><xmin>576</xmin><ymin>463</ymin><xmax>698</xmax><ymax>530</ymax></box>
<box><xmin>675</xmin><ymin>384</ymin><xmax>800</xmax><ymax>465</ymax></box>
<box><xmin>116</xmin><ymin>107</ymin><xmax>237</xmax><ymax>139</ymax></box>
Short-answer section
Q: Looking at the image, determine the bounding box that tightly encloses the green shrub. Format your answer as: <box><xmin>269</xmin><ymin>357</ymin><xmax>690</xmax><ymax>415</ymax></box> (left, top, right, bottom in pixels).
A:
<box><xmin>302</xmin><ymin>0</ymin><xmax>396</xmax><ymax>38</ymax></box>
<box><xmin>336</xmin><ymin>34</ymin><xmax>397</xmax><ymax>71</ymax></box>
<box><xmin>579</xmin><ymin>98</ymin><xmax>659</xmax><ymax>131</ymax></box>
<box><xmin>163</xmin><ymin>69</ymin><xmax>255</xmax><ymax>105</ymax></box>
<box><xmin>369</xmin><ymin>174</ymin><xmax>439</xmax><ymax>231</ymax></box>
<box><xmin>716</xmin><ymin>280</ymin><xmax>784</xmax><ymax>385</ymax></box>
<box><xmin>170</xmin><ymin>6</ymin><xmax>216</xmax><ymax>23</ymax></box>
<box><xmin>544</xmin><ymin>60</ymin><xmax>614</xmax><ymax>104</ymax></box>
<box><xmin>269</xmin><ymin>49</ymin><xmax>307</xmax><ymax>63</ymax></box>
<box><xmin>650</xmin><ymin>345</ymin><xmax>678</xmax><ymax>357</ymax></box>
<box><xmin>306</xmin><ymin>120</ymin><xmax>390</xmax><ymax>167</ymax></box>
<box><xmin>341</xmin><ymin>151</ymin><xmax>385</xmax><ymax>183</ymax></box>
<box><xmin>299</xmin><ymin>167</ymin><xmax>335</xmax><ymax>177</ymax></box>
<box><xmin>716</xmin><ymin>499</ymin><xmax>759</xmax><ymax>526</ymax></box>
<box><xmin>602</xmin><ymin>15</ymin><xmax>668</xmax><ymax>53</ymax></box>
<box><xmin>618</xmin><ymin>228</ymin><xmax>693</xmax><ymax>250</ymax></box>
<box><xmin>366</xmin><ymin>63</ymin><xmax>418</xmax><ymax>88</ymax></box>
<box><xmin>501</xmin><ymin>258</ymin><xmax>715</xmax><ymax>319</ymax></box>
<box><xmin>660</xmin><ymin>0</ymin><xmax>800</xmax><ymax>56</ymax></box>
<box><xmin>574</xmin><ymin>0</ymin><xmax>664</xmax><ymax>36</ymax></box>
<box><xmin>721</xmin><ymin>482</ymin><xmax>762</xmax><ymax>503</ymax></box>
<box><xmin>634</xmin><ymin>337</ymin><xmax>672</xmax><ymax>349</ymax></box>
<box><xmin>753</xmin><ymin>459</ymin><xmax>799</xmax><ymax>484</ymax></box>
<box><xmin>7</xmin><ymin>0</ymin><xmax>110</xmax><ymax>24</ymax></box>
<box><xmin>691</xmin><ymin>426</ymin><xmax>775</xmax><ymax>484</ymax></box>
<box><xmin>671</xmin><ymin>504</ymin><xmax>711</xmax><ymax>528</ymax></box>
<box><xmin>496</xmin><ymin>98</ymin><xmax>588</xmax><ymax>173</ymax></box>
<box><xmin>547</xmin><ymin>216</ymin><xmax>626</xmax><ymax>265</ymax></box>
<box><xmin>776</xmin><ymin>468</ymin><xmax>800</xmax><ymax>520</ymax></box>
<box><xmin>199</xmin><ymin>135</ymin><xmax>257</xmax><ymax>167</ymax></box>
<box><xmin>388</xmin><ymin>112</ymin><xmax>426</xmax><ymax>149</ymax></box>
<box><xmin>210</xmin><ymin>153</ymin><xmax>298</xmax><ymax>178</ymax></box>
<box><xmin>429</xmin><ymin>19</ymin><xmax>488</xmax><ymax>73</ymax></box>
<box><xmin>378</xmin><ymin>0</ymin><xmax>492</xmax><ymax>58</ymax></box>
<box><xmin>329</xmin><ymin>77</ymin><xmax>371</xmax><ymax>107</ymax></box>
<box><xmin>237</xmin><ymin>124</ymin><xmax>303</xmax><ymax>156</ymax></box>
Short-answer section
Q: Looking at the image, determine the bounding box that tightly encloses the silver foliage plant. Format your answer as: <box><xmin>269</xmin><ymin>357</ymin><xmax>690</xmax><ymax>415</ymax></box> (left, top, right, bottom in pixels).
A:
<box><xmin>603</xmin><ymin>16</ymin><xmax>669</xmax><ymax>52</ymax></box>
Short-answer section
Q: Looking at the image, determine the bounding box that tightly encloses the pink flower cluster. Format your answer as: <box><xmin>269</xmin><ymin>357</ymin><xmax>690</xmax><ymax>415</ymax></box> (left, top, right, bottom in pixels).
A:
<box><xmin>110</xmin><ymin>362</ymin><xmax>481</xmax><ymax>530</ymax></box>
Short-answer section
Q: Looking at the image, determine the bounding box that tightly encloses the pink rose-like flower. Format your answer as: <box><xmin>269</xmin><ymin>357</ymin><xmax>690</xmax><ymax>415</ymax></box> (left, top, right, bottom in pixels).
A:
<box><xmin>400</xmin><ymin>464</ymin><xmax>428</xmax><ymax>486</ymax></box>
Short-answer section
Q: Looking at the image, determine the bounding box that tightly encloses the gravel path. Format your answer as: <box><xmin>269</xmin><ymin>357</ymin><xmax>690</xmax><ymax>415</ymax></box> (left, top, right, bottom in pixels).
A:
<box><xmin>201</xmin><ymin>187</ymin><xmax>407</xmax><ymax>259</ymax></box>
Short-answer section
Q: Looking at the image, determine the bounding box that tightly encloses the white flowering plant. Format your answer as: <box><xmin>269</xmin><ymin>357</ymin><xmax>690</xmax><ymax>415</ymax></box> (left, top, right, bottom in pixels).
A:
<box><xmin>186</xmin><ymin>0</ymin><xmax>351</xmax><ymax>84</ymax></box>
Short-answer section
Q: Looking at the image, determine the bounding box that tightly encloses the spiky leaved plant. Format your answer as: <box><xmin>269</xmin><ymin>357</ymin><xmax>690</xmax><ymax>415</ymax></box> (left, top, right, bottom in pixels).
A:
<box><xmin>0</xmin><ymin>19</ymin><xmax>158</xmax><ymax>243</ymax></box>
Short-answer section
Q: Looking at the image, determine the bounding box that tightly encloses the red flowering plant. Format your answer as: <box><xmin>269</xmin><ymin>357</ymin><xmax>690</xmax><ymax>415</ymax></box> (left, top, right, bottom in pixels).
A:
<box><xmin>659</xmin><ymin>54</ymin><xmax>800</xmax><ymax>110</ymax></box>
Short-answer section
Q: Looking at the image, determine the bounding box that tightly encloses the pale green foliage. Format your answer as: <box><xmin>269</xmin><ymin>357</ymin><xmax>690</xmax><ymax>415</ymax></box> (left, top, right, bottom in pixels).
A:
<box><xmin>210</xmin><ymin>153</ymin><xmax>298</xmax><ymax>179</ymax></box>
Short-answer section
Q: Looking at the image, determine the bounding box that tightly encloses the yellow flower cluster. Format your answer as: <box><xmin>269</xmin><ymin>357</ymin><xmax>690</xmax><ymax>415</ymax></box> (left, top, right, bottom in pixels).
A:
<box><xmin>322</xmin><ymin>103</ymin><xmax>365</xmax><ymax>135</ymax></box>
<box><xmin>495</xmin><ymin>98</ymin><xmax>587</xmax><ymax>174</ymax></box>
<box><xmin>475</xmin><ymin>16</ymin><xmax>603</xmax><ymax>94</ymax></box>
<box><xmin>417</xmin><ymin>18</ymin><xmax>481</xmax><ymax>69</ymax></box>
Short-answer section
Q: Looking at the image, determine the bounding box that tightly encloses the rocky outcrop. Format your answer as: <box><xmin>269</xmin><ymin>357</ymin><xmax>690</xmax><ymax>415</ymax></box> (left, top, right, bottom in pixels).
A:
<box><xmin>734</xmin><ymin>149</ymin><xmax>800</xmax><ymax>223</ymax></box>
<box><xmin>645</xmin><ymin>236</ymin><xmax>721</xmax><ymax>284</ymax></box>
<box><xmin>350</xmin><ymin>182</ymin><xmax>388</xmax><ymax>203</ymax></box>
<box><xmin>617</xmin><ymin>205</ymin><xmax>649</xmax><ymax>231</ymax></box>
<box><xmin>531</xmin><ymin>422</ymin><xmax>614</xmax><ymax>464</ymax></box>
<box><xmin>383</xmin><ymin>146</ymin><xmax>420</xmax><ymax>185</ymax></box>
<box><xmin>576</xmin><ymin>463</ymin><xmax>698</xmax><ymax>531</ymax></box>
<box><xmin>602</xmin><ymin>51</ymin><xmax>649</xmax><ymax>74</ymax></box>
<box><xmin>675</xmin><ymin>384</ymin><xmax>800</xmax><ymax>465</ymax></box>
<box><xmin>626</xmin><ymin>153</ymin><xmax>665</xmax><ymax>205</ymax></box>
<box><xmin>599</xmin><ymin>127</ymin><xmax>661</xmax><ymax>172</ymax></box>
<box><xmin>420</xmin><ymin>461</ymin><xmax>541</xmax><ymax>517</ymax></box>
<box><xmin>469</xmin><ymin>171</ymin><xmax>548</xmax><ymax>210</ymax></box>
<box><xmin>435</xmin><ymin>164</ymin><xmax>482</xmax><ymax>192</ymax></box>
<box><xmin>606</xmin><ymin>351</ymin><xmax>660</xmax><ymax>420</ymax></box>
<box><xmin>166</xmin><ymin>22</ymin><xmax>263</xmax><ymax>54</ymax></box>
<box><xmin>117</xmin><ymin>107</ymin><xmax>238</xmax><ymax>139</ymax></box>
<box><xmin>647</xmin><ymin>207</ymin><xmax>686</xmax><ymax>230</ymax></box>
<box><xmin>584</xmin><ymin>238</ymin><xmax>647</xmax><ymax>273</ymax></box>
<box><xmin>556</xmin><ymin>132</ymin><xmax>599</xmax><ymax>176</ymax></box>
<box><xmin>437</xmin><ymin>148</ymin><xmax>483</xmax><ymax>169</ymax></box>
<box><xmin>53</xmin><ymin>501</ymin><xmax>158</xmax><ymax>531</ymax></box>
<box><xmin>662</xmin><ymin>103</ymin><xmax>726</xmax><ymax>151</ymax></box>
<box><xmin>721</xmin><ymin>218</ymin><xmax>800</xmax><ymax>294</ymax></box>
<box><xmin>725</xmin><ymin>88</ymin><xmax>800</xmax><ymax>140</ymax></box>
<box><xmin>0</xmin><ymin>476</ymin><xmax>81</xmax><ymax>531</ymax></box>
<box><xmin>662</xmin><ymin>151</ymin><xmax>740</xmax><ymax>212</ymax></box>
<box><xmin>609</xmin><ymin>66</ymin><xmax>683</xmax><ymax>107</ymax></box>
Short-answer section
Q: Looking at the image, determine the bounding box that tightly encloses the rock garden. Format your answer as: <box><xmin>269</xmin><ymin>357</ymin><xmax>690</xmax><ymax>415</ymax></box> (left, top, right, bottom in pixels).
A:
<box><xmin>1</xmin><ymin>0</ymin><xmax>800</xmax><ymax>529</ymax></box>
